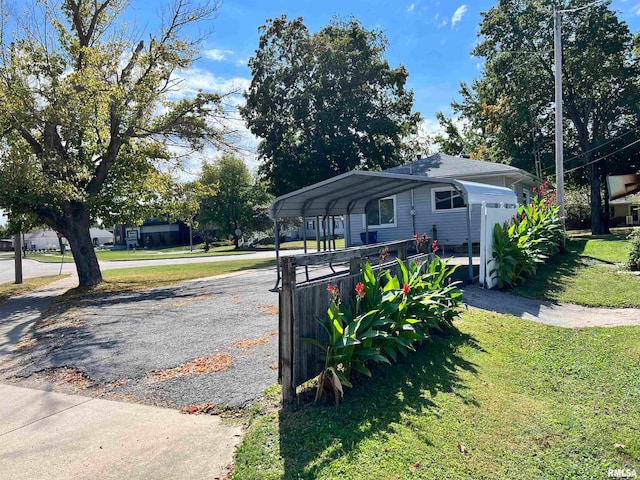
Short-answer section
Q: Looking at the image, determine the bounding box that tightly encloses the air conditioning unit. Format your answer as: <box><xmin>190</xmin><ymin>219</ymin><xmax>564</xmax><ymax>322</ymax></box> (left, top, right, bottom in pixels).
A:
<box><xmin>626</xmin><ymin>215</ymin><xmax>634</xmax><ymax>225</ymax></box>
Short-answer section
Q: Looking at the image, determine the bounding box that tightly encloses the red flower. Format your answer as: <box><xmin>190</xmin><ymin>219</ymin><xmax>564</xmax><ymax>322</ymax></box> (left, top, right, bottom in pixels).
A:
<box><xmin>403</xmin><ymin>283</ymin><xmax>410</xmax><ymax>296</ymax></box>
<box><xmin>431</xmin><ymin>240</ymin><xmax>439</xmax><ymax>253</ymax></box>
<box><xmin>413</xmin><ymin>233</ymin><xmax>419</xmax><ymax>240</ymax></box>
<box><xmin>544</xmin><ymin>181</ymin><xmax>549</xmax><ymax>187</ymax></box>
<box><xmin>327</xmin><ymin>284</ymin><xmax>339</xmax><ymax>300</ymax></box>
<box><xmin>532</xmin><ymin>187</ymin><xmax>537</xmax><ymax>193</ymax></box>
<box><xmin>355</xmin><ymin>282</ymin><xmax>365</xmax><ymax>299</ymax></box>
<box><xmin>521</xmin><ymin>213</ymin><xmax>526</xmax><ymax>219</ymax></box>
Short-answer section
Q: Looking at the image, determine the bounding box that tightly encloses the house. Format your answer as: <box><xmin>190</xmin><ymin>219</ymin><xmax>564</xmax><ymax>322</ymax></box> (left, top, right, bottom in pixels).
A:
<box><xmin>607</xmin><ymin>173</ymin><xmax>640</xmax><ymax>226</ymax></box>
<box><xmin>113</xmin><ymin>218</ymin><xmax>191</xmax><ymax>248</ymax></box>
<box><xmin>343</xmin><ymin>153</ymin><xmax>540</xmax><ymax>248</ymax></box>
<box><xmin>21</xmin><ymin>228</ymin><xmax>113</xmax><ymax>251</ymax></box>
<box><xmin>610</xmin><ymin>193</ymin><xmax>640</xmax><ymax>226</ymax></box>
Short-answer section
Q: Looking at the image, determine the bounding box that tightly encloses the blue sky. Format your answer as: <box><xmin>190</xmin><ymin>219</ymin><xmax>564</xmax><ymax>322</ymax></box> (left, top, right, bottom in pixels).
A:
<box><xmin>2</xmin><ymin>0</ymin><xmax>640</xmax><ymax>226</ymax></box>
<box><xmin>186</xmin><ymin>0</ymin><xmax>640</xmax><ymax>132</ymax></box>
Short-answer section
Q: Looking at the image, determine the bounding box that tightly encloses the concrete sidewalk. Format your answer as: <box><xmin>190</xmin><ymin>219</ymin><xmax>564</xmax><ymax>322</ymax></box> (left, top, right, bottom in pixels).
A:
<box><xmin>0</xmin><ymin>275</ymin><xmax>77</xmax><ymax>358</ymax></box>
<box><xmin>463</xmin><ymin>285</ymin><xmax>640</xmax><ymax>328</ymax></box>
<box><xmin>0</xmin><ymin>384</ymin><xmax>242</xmax><ymax>480</ymax></box>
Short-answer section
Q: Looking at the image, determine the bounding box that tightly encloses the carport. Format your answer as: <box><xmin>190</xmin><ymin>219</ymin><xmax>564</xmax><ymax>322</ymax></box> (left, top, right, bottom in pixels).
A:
<box><xmin>269</xmin><ymin>170</ymin><xmax>518</xmax><ymax>286</ymax></box>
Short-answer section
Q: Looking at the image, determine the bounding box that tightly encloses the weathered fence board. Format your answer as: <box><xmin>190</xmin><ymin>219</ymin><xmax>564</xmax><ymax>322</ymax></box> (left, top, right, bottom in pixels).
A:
<box><xmin>279</xmin><ymin>239</ymin><xmax>434</xmax><ymax>403</ymax></box>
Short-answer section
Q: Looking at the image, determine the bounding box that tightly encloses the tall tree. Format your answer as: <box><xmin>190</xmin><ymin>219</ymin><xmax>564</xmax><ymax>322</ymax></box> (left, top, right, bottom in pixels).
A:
<box><xmin>241</xmin><ymin>16</ymin><xmax>421</xmax><ymax>197</ymax></box>
<box><xmin>0</xmin><ymin>0</ymin><xmax>230</xmax><ymax>286</ymax></box>
<box><xmin>455</xmin><ymin>0</ymin><xmax>639</xmax><ymax>234</ymax></box>
<box><xmin>198</xmin><ymin>153</ymin><xmax>271</xmax><ymax>248</ymax></box>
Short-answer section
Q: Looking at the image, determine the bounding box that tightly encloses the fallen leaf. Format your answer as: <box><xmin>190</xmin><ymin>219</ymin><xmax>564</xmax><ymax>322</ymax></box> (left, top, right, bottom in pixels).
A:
<box><xmin>457</xmin><ymin>442</ymin><xmax>469</xmax><ymax>455</ymax></box>
<box><xmin>614</xmin><ymin>443</ymin><xmax>627</xmax><ymax>450</ymax></box>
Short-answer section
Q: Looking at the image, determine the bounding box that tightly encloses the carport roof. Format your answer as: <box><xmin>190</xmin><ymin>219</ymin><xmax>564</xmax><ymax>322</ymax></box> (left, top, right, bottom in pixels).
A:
<box><xmin>269</xmin><ymin>170</ymin><xmax>517</xmax><ymax>218</ymax></box>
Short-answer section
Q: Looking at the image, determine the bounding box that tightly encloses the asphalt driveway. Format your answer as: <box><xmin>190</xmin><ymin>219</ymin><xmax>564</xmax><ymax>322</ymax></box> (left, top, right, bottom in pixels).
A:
<box><xmin>1</xmin><ymin>268</ymin><xmax>281</xmax><ymax>409</ymax></box>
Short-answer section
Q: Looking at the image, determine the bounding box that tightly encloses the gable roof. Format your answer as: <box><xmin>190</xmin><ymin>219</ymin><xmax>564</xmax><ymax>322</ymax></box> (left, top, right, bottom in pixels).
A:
<box><xmin>386</xmin><ymin>153</ymin><xmax>530</xmax><ymax>180</ymax></box>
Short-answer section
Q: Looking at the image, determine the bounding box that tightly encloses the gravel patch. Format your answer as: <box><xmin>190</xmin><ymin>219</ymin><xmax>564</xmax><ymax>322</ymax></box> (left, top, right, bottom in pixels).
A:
<box><xmin>4</xmin><ymin>269</ymin><xmax>281</xmax><ymax>408</ymax></box>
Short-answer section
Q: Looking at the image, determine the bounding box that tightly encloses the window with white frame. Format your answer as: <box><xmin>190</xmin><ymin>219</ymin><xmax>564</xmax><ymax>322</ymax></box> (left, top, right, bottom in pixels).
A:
<box><xmin>432</xmin><ymin>188</ymin><xmax>465</xmax><ymax>212</ymax></box>
<box><xmin>364</xmin><ymin>196</ymin><xmax>396</xmax><ymax>227</ymax></box>
<box><xmin>631</xmin><ymin>205</ymin><xmax>639</xmax><ymax>222</ymax></box>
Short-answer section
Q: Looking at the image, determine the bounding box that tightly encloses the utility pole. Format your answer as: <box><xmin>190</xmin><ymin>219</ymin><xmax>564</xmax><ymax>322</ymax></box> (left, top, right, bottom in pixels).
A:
<box><xmin>14</xmin><ymin>232</ymin><xmax>23</xmax><ymax>284</ymax></box>
<box><xmin>553</xmin><ymin>7</ymin><xmax>566</xmax><ymax>232</ymax></box>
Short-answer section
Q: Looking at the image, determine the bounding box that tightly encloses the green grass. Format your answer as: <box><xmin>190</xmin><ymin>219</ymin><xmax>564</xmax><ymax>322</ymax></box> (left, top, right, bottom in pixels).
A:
<box><xmin>512</xmin><ymin>235</ymin><xmax>640</xmax><ymax>307</ymax></box>
<box><xmin>255</xmin><ymin>238</ymin><xmax>345</xmax><ymax>251</ymax></box>
<box><xmin>102</xmin><ymin>257</ymin><xmax>275</xmax><ymax>285</ymax></box>
<box><xmin>51</xmin><ymin>258</ymin><xmax>277</xmax><ymax>306</ymax></box>
<box><xmin>24</xmin><ymin>245</ymin><xmax>251</xmax><ymax>263</ymax></box>
<box><xmin>0</xmin><ymin>275</ymin><xmax>70</xmax><ymax>306</ymax></box>
<box><xmin>232</xmin><ymin>310</ymin><xmax>640</xmax><ymax>479</ymax></box>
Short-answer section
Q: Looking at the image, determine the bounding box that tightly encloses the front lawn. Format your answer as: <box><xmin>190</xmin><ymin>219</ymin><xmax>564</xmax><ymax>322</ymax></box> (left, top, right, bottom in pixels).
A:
<box><xmin>512</xmin><ymin>234</ymin><xmax>640</xmax><ymax>307</ymax></box>
<box><xmin>233</xmin><ymin>310</ymin><xmax>640</xmax><ymax>479</ymax></box>
<box><xmin>24</xmin><ymin>245</ymin><xmax>251</xmax><ymax>263</ymax></box>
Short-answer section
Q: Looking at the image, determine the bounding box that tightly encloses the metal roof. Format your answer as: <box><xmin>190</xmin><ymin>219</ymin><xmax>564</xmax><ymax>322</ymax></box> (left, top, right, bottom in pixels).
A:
<box><xmin>269</xmin><ymin>170</ymin><xmax>517</xmax><ymax>219</ymax></box>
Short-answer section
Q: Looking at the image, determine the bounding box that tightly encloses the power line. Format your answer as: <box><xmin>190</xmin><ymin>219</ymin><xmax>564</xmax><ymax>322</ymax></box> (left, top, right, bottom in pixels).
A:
<box><xmin>558</xmin><ymin>0</ymin><xmax>605</xmax><ymax>14</ymax></box>
<box><xmin>540</xmin><ymin>124</ymin><xmax>640</xmax><ymax>174</ymax></box>
<box><xmin>564</xmin><ymin>137</ymin><xmax>640</xmax><ymax>174</ymax></box>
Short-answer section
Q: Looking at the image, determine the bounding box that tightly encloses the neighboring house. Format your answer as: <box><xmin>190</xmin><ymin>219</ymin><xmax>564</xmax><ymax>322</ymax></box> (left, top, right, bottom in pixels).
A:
<box><xmin>113</xmin><ymin>218</ymin><xmax>190</xmax><ymax>248</ymax></box>
<box><xmin>0</xmin><ymin>239</ymin><xmax>13</xmax><ymax>251</ymax></box>
<box><xmin>22</xmin><ymin>228</ymin><xmax>113</xmax><ymax>250</ymax></box>
<box><xmin>345</xmin><ymin>153</ymin><xmax>540</xmax><ymax>248</ymax></box>
<box><xmin>298</xmin><ymin>216</ymin><xmax>346</xmax><ymax>240</ymax></box>
<box><xmin>23</xmin><ymin>229</ymin><xmax>67</xmax><ymax>251</ymax></box>
<box><xmin>610</xmin><ymin>193</ymin><xmax>640</xmax><ymax>226</ymax></box>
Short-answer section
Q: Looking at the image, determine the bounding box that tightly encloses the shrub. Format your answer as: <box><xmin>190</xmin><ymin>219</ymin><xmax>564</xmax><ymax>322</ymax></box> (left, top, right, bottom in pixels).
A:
<box><xmin>491</xmin><ymin>183</ymin><xmax>564</xmax><ymax>288</ymax></box>
<box><xmin>624</xmin><ymin>229</ymin><xmax>640</xmax><ymax>271</ymax></box>
<box><xmin>307</xmin><ymin>256</ymin><xmax>462</xmax><ymax>404</ymax></box>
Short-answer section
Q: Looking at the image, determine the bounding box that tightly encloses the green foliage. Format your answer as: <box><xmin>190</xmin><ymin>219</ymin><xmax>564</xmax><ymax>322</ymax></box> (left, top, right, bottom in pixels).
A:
<box><xmin>197</xmin><ymin>153</ymin><xmax>272</xmax><ymax>247</ymax></box>
<box><xmin>624</xmin><ymin>229</ymin><xmax>640</xmax><ymax>271</ymax></box>
<box><xmin>307</xmin><ymin>257</ymin><xmax>462</xmax><ymax>404</ymax></box>
<box><xmin>234</xmin><ymin>313</ymin><xmax>640</xmax><ymax>479</ymax></box>
<box><xmin>491</xmin><ymin>187</ymin><xmax>564</xmax><ymax>288</ymax></box>
<box><xmin>451</xmin><ymin>0</ymin><xmax>640</xmax><ymax>234</ymax></box>
<box><xmin>241</xmin><ymin>16</ymin><xmax>421</xmax><ymax>196</ymax></box>
<box><xmin>0</xmin><ymin>0</ymin><xmax>229</xmax><ymax>286</ymax></box>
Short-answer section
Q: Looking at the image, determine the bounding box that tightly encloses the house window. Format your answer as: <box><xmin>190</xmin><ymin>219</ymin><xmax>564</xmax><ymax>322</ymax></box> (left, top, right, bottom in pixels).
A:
<box><xmin>306</xmin><ymin>220</ymin><xmax>315</xmax><ymax>231</ymax></box>
<box><xmin>432</xmin><ymin>188</ymin><xmax>465</xmax><ymax>212</ymax></box>
<box><xmin>365</xmin><ymin>196</ymin><xmax>396</xmax><ymax>227</ymax></box>
<box><xmin>631</xmin><ymin>205</ymin><xmax>640</xmax><ymax>222</ymax></box>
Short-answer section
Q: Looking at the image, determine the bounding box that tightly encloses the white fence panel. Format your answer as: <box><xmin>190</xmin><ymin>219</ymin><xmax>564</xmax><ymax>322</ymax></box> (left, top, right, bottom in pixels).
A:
<box><xmin>480</xmin><ymin>203</ymin><xmax>518</xmax><ymax>289</ymax></box>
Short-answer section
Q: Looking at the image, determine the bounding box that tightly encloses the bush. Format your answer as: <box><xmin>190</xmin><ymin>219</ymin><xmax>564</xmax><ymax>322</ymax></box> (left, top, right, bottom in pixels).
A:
<box><xmin>624</xmin><ymin>229</ymin><xmax>640</xmax><ymax>271</ymax></box>
<box><xmin>491</xmin><ymin>183</ymin><xmax>564</xmax><ymax>288</ymax></box>
<box><xmin>307</xmin><ymin>257</ymin><xmax>462</xmax><ymax>404</ymax></box>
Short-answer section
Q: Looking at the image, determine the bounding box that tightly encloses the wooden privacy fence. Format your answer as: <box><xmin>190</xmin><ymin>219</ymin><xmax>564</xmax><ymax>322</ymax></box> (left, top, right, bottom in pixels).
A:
<box><xmin>278</xmin><ymin>239</ymin><xmax>435</xmax><ymax>402</ymax></box>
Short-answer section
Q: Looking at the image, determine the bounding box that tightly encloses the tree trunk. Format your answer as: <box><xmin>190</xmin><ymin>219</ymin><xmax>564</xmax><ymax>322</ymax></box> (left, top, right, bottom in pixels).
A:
<box><xmin>589</xmin><ymin>163</ymin><xmax>606</xmax><ymax>235</ymax></box>
<box><xmin>61</xmin><ymin>205</ymin><xmax>103</xmax><ymax>287</ymax></box>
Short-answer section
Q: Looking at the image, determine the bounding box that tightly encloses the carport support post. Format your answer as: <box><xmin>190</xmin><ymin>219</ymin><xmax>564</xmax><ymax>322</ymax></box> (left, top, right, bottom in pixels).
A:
<box><xmin>279</xmin><ymin>256</ymin><xmax>296</xmax><ymax>403</ymax></box>
<box><xmin>466</xmin><ymin>204</ymin><xmax>473</xmax><ymax>283</ymax></box>
<box><xmin>273</xmin><ymin>219</ymin><xmax>281</xmax><ymax>291</ymax></box>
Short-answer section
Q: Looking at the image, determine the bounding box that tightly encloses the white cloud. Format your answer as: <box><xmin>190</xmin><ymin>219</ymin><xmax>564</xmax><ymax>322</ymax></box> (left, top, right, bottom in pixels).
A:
<box><xmin>203</xmin><ymin>49</ymin><xmax>235</xmax><ymax>61</ymax></box>
<box><xmin>407</xmin><ymin>3</ymin><xmax>415</xmax><ymax>13</ymax></box>
<box><xmin>437</xmin><ymin>17</ymin><xmax>448</xmax><ymax>29</ymax></box>
<box><xmin>235</xmin><ymin>58</ymin><xmax>248</xmax><ymax>68</ymax></box>
<box><xmin>170</xmin><ymin>68</ymin><xmax>250</xmax><ymax>98</ymax></box>
<box><xmin>631</xmin><ymin>2</ymin><xmax>640</xmax><ymax>14</ymax></box>
<box><xmin>451</xmin><ymin>4</ymin><xmax>468</xmax><ymax>28</ymax></box>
